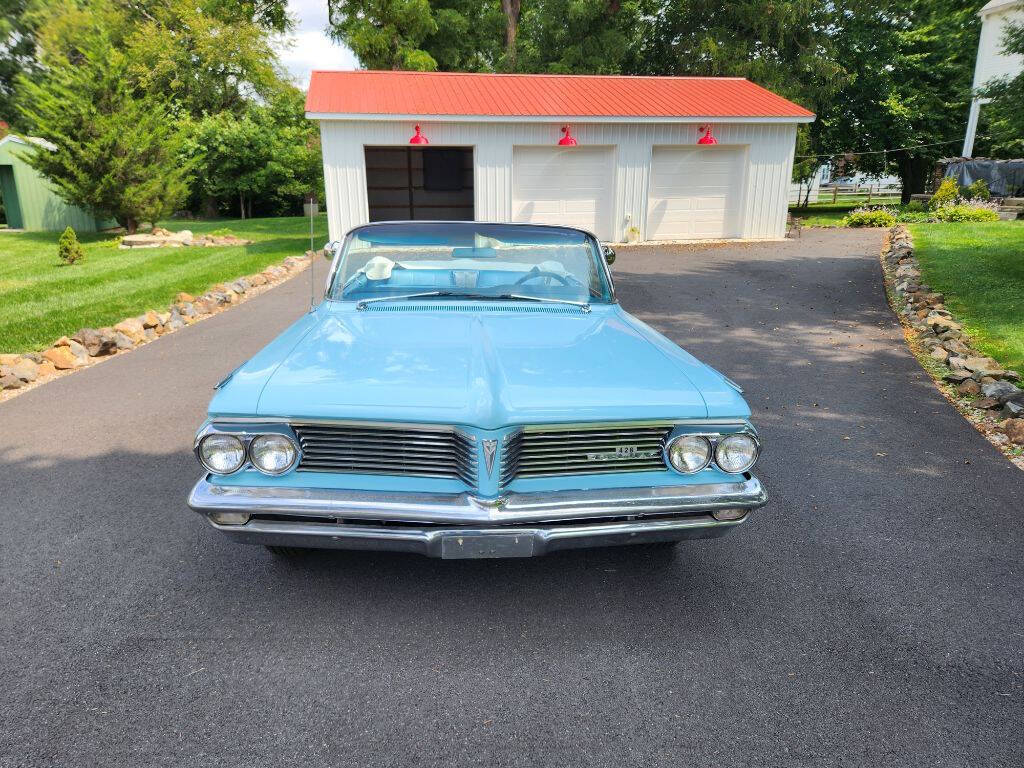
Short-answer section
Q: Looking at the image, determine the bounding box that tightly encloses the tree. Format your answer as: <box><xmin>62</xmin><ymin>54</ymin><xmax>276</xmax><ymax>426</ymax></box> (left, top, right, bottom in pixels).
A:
<box><xmin>182</xmin><ymin>86</ymin><xmax>323</xmax><ymax>218</ymax></box>
<box><xmin>124</xmin><ymin>0</ymin><xmax>288</xmax><ymax>117</ymax></box>
<box><xmin>811</xmin><ymin>0</ymin><xmax>979</xmax><ymax>201</ymax></box>
<box><xmin>424</xmin><ymin>0</ymin><xmax>505</xmax><ymax>71</ymax></box>
<box><xmin>18</xmin><ymin>17</ymin><xmax>192</xmax><ymax>232</ymax></box>
<box><xmin>624</xmin><ymin>0</ymin><xmax>844</xmax><ymax>105</ymax></box>
<box><xmin>0</xmin><ymin>0</ymin><xmax>38</xmax><ymax>127</ymax></box>
<box><xmin>327</xmin><ymin>0</ymin><xmax>439</xmax><ymax>70</ymax></box>
<box><xmin>978</xmin><ymin>21</ymin><xmax>1024</xmax><ymax>157</ymax></box>
<box><xmin>203</xmin><ymin>0</ymin><xmax>293</xmax><ymax>32</ymax></box>
<box><xmin>500</xmin><ymin>0</ymin><xmax>520</xmax><ymax>68</ymax></box>
<box><xmin>57</xmin><ymin>226</ymin><xmax>85</xmax><ymax>264</ymax></box>
<box><xmin>791</xmin><ymin>126</ymin><xmax>821</xmax><ymax>208</ymax></box>
<box><xmin>515</xmin><ymin>0</ymin><xmax>639</xmax><ymax>73</ymax></box>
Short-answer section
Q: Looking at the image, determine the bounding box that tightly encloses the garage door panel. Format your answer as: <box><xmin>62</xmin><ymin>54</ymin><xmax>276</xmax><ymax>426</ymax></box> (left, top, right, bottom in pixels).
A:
<box><xmin>647</xmin><ymin>147</ymin><xmax>746</xmax><ymax>240</ymax></box>
<box><xmin>512</xmin><ymin>147</ymin><xmax>614</xmax><ymax>239</ymax></box>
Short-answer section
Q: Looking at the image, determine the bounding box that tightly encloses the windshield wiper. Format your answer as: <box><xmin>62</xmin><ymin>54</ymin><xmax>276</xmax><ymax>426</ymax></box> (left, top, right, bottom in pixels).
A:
<box><xmin>354</xmin><ymin>290</ymin><xmax>591</xmax><ymax>312</ymax></box>
<box><xmin>491</xmin><ymin>293</ymin><xmax>591</xmax><ymax>312</ymax></box>
<box><xmin>354</xmin><ymin>291</ymin><xmax>464</xmax><ymax>309</ymax></box>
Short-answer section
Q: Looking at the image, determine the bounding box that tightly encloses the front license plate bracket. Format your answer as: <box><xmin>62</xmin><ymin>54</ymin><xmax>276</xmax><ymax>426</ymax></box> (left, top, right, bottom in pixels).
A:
<box><xmin>440</xmin><ymin>532</ymin><xmax>536</xmax><ymax>559</ymax></box>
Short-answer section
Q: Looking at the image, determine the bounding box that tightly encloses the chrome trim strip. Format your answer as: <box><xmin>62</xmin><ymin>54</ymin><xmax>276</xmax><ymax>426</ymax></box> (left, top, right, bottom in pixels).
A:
<box><xmin>203</xmin><ymin>416</ymin><xmax>749</xmax><ymax>430</ymax></box>
<box><xmin>206</xmin><ymin>513</ymin><xmax>745</xmax><ymax>557</ymax></box>
<box><xmin>188</xmin><ymin>474</ymin><xmax>767</xmax><ymax>526</ymax></box>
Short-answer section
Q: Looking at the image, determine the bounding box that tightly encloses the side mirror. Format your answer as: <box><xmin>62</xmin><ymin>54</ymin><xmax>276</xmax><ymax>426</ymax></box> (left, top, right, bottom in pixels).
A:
<box><xmin>601</xmin><ymin>244</ymin><xmax>616</xmax><ymax>265</ymax></box>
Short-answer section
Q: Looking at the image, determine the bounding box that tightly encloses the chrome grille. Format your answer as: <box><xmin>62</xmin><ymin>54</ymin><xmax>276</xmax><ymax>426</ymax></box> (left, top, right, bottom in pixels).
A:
<box><xmin>294</xmin><ymin>423</ymin><xmax>477</xmax><ymax>484</ymax></box>
<box><xmin>501</xmin><ymin>424</ymin><xmax>671</xmax><ymax>482</ymax></box>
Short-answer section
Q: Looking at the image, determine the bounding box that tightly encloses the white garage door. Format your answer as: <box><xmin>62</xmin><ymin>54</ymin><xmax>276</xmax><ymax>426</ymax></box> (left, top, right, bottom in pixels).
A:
<box><xmin>512</xmin><ymin>146</ymin><xmax>614</xmax><ymax>239</ymax></box>
<box><xmin>647</xmin><ymin>147</ymin><xmax>747</xmax><ymax>240</ymax></box>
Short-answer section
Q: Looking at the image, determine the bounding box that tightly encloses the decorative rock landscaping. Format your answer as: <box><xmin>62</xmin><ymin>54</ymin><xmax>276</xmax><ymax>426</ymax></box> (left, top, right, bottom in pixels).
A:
<box><xmin>119</xmin><ymin>226</ymin><xmax>253</xmax><ymax>249</ymax></box>
<box><xmin>881</xmin><ymin>225</ymin><xmax>1024</xmax><ymax>466</ymax></box>
<box><xmin>0</xmin><ymin>251</ymin><xmax>318</xmax><ymax>401</ymax></box>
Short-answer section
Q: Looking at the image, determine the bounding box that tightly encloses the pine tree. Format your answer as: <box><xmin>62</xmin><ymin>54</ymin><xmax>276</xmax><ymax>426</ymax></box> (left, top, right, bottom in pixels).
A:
<box><xmin>16</xmin><ymin>19</ymin><xmax>192</xmax><ymax>233</ymax></box>
<box><xmin>57</xmin><ymin>226</ymin><xmax>84</xmax><ymax>265</ymax></box>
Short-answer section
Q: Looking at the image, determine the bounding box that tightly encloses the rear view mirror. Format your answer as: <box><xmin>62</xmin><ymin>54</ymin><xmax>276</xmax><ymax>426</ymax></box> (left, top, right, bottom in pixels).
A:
<box><xmin>601</xmin><ymin>244</ymin><xmax>616</xmax><ymax>265</ymax></box>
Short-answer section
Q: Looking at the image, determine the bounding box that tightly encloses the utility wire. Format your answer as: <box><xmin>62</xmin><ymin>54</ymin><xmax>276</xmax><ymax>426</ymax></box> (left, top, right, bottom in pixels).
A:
<box><xmin>794</xmin><ymin>137</ymin><xmax>971</xmax><ymax>159</ymax></box>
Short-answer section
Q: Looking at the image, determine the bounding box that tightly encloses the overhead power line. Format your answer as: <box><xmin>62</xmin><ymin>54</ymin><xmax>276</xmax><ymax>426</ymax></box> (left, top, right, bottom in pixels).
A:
<box><xmin>794</xmin><ymin>137</ymin><xmax>969</xmax><ymax>159</ymax></box>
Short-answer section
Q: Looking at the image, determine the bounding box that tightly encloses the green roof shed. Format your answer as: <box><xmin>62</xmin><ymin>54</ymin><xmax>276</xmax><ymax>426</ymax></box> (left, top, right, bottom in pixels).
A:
<box><xmin>0</xmin><ymin>134</ymin><xmax>105</xmax><ymax>232</ymax></box>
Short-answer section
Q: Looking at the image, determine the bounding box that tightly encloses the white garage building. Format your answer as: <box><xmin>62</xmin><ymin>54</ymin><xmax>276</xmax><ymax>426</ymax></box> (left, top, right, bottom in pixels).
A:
<box><xmin>306</xmin><ymin>70</ymin><xmax>814</xmax><ymax>243</ymax></box>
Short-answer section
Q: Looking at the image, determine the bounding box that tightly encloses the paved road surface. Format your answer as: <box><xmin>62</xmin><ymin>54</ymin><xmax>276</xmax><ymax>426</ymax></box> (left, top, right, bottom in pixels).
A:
<box><xmin>2</xmin><ymin>229</ymin><xmax>1022</xmax><ymax>767</ymax></box>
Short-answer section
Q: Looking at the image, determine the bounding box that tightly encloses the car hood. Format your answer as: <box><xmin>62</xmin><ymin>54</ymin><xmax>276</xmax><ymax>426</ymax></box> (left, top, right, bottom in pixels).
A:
<box><xmin>210</xmin><ymin>303</ymin><xmax>750</xmax><ymax>428</ymax></box>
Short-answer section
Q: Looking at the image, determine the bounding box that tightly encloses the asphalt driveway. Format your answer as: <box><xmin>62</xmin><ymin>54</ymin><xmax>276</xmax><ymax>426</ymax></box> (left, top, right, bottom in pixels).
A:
<box><xmin>2</xmin><ymin>229</ymin><xmax>1022</xmax><ymax>767</ymax></box>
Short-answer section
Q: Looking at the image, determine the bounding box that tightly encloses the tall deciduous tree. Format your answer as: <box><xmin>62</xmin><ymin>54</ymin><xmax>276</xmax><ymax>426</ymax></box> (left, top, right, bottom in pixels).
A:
<box><xmin>811</xmin><ymin>0</ymin><xmax>979</xmax><ymax>201</ymax></box>
<box><xmin>327</xmin><ymin>0</ymin><xmax>439</xmax><ymax>70</ymax></box>
<box><xmin>515</xmin><ymin>0</ymin><xmax>639</xmax><ymax>73</ymax></box>
<box><xmin>182</xmin><ymin>86</ymin><xmax>323</xmax><ymax>218</ymax></box>
<box><xmin>626</xmin><ymin>0</ymin><xmax>843</xmax><ymax>113</ymax></box>
<box><xmin>18</xmin><ymin>15</ymin><xmax>192</xmax><ymax>232</ymax></box>
<box><xmin>125</xmin><ymin>0</ymin><xmax>288</xmax><ymax>117</ymax></box>
<box><xmin>0</xmin><ymin>0</ymin><xmax>38</xmax><ymax>127</ymax></box>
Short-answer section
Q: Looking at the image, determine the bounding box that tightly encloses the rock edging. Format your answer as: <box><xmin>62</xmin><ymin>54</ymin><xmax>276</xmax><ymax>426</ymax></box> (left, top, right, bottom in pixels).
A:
<box><xmin>0</xmin><ymin>251</ymin><xmax>319</xmax><ymax>401</ymax></box>
<box><xmin>881</xmin><ymin>225</ymin><xmax>1024</xmax><ymax>464</ymax></box>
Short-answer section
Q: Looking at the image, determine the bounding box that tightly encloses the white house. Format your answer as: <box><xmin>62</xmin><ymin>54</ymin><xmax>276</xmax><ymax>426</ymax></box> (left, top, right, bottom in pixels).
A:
<box><xmin>963</xmin><ymin>0</ymin><xmax>1024</xmax><ymax>157</ymax></box>
<box><xmin>306</xmin><ymin>71</ymin><xmax>814</xmax><ymax>243</ymax></box>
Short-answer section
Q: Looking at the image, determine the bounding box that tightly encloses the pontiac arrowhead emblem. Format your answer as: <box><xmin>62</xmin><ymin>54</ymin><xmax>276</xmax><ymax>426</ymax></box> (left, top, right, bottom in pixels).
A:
<box><xmin>482</xmin><ymin>439</ymin><xmax>498</xmax><ymax>477</ymax></box>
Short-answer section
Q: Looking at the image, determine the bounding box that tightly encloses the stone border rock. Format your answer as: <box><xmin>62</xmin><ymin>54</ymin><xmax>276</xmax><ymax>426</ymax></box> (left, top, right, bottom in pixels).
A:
<box><xmin>0</xmin><ymin>251</ymin><xmax>318</xmax><ymax>403</ymax></box>
<box><xmin>880</xmin><ymin>225</ymin><xmax>1024</xmax><ymax>467</ymax></box>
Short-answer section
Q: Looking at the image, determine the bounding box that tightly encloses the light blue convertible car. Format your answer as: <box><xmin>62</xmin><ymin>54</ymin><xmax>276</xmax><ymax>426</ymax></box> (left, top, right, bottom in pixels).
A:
<box><xmin>188</xmin><ymin>221</ymin><xmax>766</xmax><ymax>558</ymax></box>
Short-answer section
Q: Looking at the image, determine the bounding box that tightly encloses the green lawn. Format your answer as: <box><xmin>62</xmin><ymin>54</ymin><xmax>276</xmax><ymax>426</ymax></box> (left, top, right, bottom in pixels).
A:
<box><xmin>911</xmin><ymin>221</ymin><xmax>1024</xmax><ymax>373</ymax></box>
<box><xmin>0</xmin><ymin>214</ymin><xmax>328</xmax><ymax>352</ymax></box>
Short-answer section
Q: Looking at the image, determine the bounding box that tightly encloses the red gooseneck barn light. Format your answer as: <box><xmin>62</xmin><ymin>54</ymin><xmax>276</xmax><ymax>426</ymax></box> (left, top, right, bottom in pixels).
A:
<box><xmin>409</xmin><ymin>125</ymin><xmax>429</xmax><ymax>145</ymax></box>
<box><xmin>558</xmin><ymin>125</ymin><xmax>578</xmax><ymax>146</ymax></box>
<box><xmin>697</xmin><ymin>125</ymin><xmax>718</xmax><ymax>145</ymax></box>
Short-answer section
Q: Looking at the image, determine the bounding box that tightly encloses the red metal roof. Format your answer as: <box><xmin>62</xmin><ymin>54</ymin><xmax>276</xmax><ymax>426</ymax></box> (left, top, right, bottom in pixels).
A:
<box><xmin>306</xmin><ymin>70</ymin><xmax>814</xmax><ymax>120</ymax></box>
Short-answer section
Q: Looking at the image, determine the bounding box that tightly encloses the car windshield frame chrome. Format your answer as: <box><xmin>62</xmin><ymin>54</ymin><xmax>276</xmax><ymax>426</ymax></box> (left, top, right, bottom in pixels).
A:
<box><xmin>323</xmin><ymin>221</ymin><xmax>617</xmax><ymax>306</ymax></box>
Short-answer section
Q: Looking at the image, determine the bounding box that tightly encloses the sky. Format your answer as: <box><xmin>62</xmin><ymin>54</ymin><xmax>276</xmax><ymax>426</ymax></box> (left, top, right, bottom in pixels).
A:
<box><xmin>276</xmin><ymin>0</ymin><xmax>359</xmax><ymax>89</ymax></box>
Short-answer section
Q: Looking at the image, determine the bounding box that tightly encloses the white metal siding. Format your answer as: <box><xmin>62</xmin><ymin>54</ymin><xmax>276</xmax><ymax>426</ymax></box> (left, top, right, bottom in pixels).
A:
<box><xmin>511</xmin><ymin>146</ymin><xmax>615</xmax><ymax>238</ymax></box>
<box><xmin>647</xmin><ymin>146</ymin><xmax>747</xmax><ymax>240</ymax></box>
<box><xmin>317</xmin><ymin>120</ymin><xmax>798</xmax><ymax>242</ymax></box>
<box><xmin>973</xmin><ymin>4</ymin><xmax>1024</xmax><ymax>89</ymax></box>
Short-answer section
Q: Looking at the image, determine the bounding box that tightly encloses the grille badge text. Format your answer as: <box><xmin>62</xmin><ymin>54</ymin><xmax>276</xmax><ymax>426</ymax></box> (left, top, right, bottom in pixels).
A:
<box><xmin>587</xmin><ymin>445</ymin><xmax>662</xmax><ymax>462</ymax></box>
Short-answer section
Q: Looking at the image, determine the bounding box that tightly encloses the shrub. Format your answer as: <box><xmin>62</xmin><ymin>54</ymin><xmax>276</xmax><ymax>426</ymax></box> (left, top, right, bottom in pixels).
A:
<box><xmin>57</xmin><ymin>226</ymin><xmax>85</xmax><ymax>265</ymax></box>
<box><xmin>963</xmin><ymin>179</ymin><xmax>991</xmax><ymax>201</ymax></box>
<box><xmin>932</xmin><ymin>201</ymin><xmax>1001</xmax><ymax>222</ymax></box>
<box><xmin>842</xmin><ymin>206</ymin><xmax>898</xmax><ymax>228</ymax></box>
<box><xmin>929</xmin><ymin>177</ymin><xmax>960</xmax><ymax>209</ymax></box>
<box><xmin>903</xmin><ymin>201</ymin><xmax>927</xmax><ymax>213</ymax></box>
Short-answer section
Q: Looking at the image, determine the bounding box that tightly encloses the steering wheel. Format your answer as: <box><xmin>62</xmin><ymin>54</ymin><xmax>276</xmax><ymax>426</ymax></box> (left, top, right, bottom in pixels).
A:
<box><xmin>514</xmin><ymin>268</ymin><xmax>571</xmax><ymax>287</ymax></box>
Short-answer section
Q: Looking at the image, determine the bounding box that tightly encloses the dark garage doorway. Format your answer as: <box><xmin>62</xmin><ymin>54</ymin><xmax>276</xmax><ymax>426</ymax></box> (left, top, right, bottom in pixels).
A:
<box><xmin>365</xmin><ymin>146</ymin><xmax>474</xmax><ymax>221</ymax></box>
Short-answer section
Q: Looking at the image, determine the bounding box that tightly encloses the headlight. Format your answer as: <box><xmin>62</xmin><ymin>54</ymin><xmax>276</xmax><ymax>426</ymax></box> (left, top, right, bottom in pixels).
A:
<box><xmin>715</xmin><ymin>434</ymin><xmax>759</xmax><ymax>473</ymax></box>
<box><xmin>666</xmin><ymin>435</ymin><xmax>712</xmax><ymax>474</ymax></box>
<box><xmin>198</xmin><ymin>433</ymin><xmax>246</xmax><ymax>474</ymax></box>
<box><xmin>249</xmin><ymin>434</ymin><xmax>298</xmax><ymax>475</ymax></box>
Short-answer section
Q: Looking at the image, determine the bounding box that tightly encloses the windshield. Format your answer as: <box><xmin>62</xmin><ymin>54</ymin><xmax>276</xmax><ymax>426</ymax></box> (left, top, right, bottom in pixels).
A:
<box><xmin>328</xmin><ymin>222</ymin><xmax>613</xmax><ymax>304</ymax></box>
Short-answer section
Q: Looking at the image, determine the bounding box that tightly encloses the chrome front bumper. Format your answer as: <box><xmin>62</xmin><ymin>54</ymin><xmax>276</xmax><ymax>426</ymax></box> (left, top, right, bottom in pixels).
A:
<box><xmin>188</xmin><ymin>475</ymin><xmax>767</xmax><ymax>558</ymax></box>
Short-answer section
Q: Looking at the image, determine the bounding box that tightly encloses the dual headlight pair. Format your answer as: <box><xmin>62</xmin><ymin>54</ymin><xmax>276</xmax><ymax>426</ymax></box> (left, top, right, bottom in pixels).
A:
<box><xmin>666</xmin><ymin>432</ymin><xmax>759</xmax><ymax>475</ymax></box>
<box><xmin>198</xmin><ymin>432</ymin><xmax>298</xmax><ymax>476</ymax></box>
